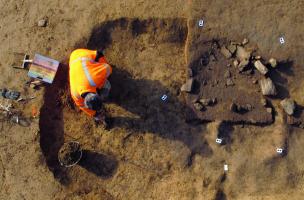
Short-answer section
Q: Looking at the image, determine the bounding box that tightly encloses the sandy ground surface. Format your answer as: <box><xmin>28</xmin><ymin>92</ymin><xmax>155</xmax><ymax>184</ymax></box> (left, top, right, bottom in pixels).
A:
<box><xmin>0</xmin><ymin>0</ymin><xmax>304</xmax><ymax>199</ymax></box>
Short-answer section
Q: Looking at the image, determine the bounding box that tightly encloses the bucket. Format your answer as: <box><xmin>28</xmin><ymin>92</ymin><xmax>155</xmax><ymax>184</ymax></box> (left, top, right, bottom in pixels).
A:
<box><xmin>58</xmin><ymin>141</ymin><xmax>83</xmax><ymax>168</ymax></box>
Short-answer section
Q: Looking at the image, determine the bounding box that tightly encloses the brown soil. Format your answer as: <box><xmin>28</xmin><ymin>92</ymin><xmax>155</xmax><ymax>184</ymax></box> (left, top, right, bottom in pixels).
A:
<box><xmin>1</xmin><ymin>0</ymin><xmax>304</xmax><ymax>200</ymax></box>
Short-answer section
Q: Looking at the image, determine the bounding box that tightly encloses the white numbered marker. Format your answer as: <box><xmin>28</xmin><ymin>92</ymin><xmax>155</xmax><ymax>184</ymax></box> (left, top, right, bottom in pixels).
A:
<box><xmin>224</xmin><ymin>164</ymin><xmax>228</xmax><ymax>171</ymax></box>
<box><xmin>161</xmin><ymin>95</ymin><xmax>168</xmax><ymax>101</ymax></box>
<box><xmin>276</xmin><ymin>148</ymin><xmax>283</xmax><ymax>154</ymax></box>
<box><xmin>279</xmin><ymin>37</ymin><xmax>285</xmax><ymax>44</ymax></box>
<box><xmin>216</xmin><ymin>138</ymin><xmax>222</xmax><ymax>144</ymax></box>
<box><xmin>198</xmin><ymin>19</ymin><xmax>204</xmax><ymax>27</ymax></box>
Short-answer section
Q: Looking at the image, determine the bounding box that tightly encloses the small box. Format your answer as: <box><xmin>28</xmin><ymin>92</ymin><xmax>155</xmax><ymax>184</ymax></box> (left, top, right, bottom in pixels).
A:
<box><xmin>28</xmin><ymin>54</ymin><xmax>59</xmax><ymax>84</ymax></box>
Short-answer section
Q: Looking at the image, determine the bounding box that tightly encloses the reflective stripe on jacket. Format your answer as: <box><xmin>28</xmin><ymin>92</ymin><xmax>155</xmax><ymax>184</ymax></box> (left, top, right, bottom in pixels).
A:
<box><xmin>69</xmin><ymin>49</ymin><xmax>112</xmax><ymax>117</ymax></box>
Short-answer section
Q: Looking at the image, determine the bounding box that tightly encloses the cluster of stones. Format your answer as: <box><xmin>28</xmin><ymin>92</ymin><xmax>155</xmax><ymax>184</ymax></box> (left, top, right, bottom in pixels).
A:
<box><xmin>181</xmin><ymin>38</ymin><xmax>298</xmax><ymax>118</ymax></box>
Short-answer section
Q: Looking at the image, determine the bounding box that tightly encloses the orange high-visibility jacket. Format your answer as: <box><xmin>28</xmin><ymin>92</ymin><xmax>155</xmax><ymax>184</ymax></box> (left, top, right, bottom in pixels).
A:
<box><xmin>69</xmin><ymin>49</ymin><xmax>112</xmax><ymax>117</ymax></box>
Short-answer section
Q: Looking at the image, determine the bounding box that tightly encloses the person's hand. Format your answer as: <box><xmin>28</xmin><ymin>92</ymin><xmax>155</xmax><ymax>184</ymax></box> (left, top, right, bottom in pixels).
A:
<box><xmin>94</xmin><ymin>112</ymin><xmax>107</xmax><ymax>129</ymax></box>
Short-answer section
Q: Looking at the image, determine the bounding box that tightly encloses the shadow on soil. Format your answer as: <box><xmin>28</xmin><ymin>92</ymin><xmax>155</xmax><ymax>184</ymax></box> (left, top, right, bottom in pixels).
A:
<box><xmin>78</xmin><ymin>150</ymin><xmax>118</xmax><ymax>179</ymax></box>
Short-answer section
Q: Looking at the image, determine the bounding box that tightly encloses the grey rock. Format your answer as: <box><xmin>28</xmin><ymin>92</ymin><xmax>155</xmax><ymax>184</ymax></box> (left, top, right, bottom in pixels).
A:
<box><xmin>254</xmin><ymin>60</ymin><xmax>269</xmax><ymax>75</ymax></box>
<box><xmin>266</xmin><ymin>107</ymin><xmax>273</xmax><ymax>114</ymax></box>
<box><xmin>181</xmin><ymin>78</ymin><xmax>194</xmax><ymax>92</ymax></box>
<box><xmin>230</xmin><ymin>103</ymin><xmax>237</xmax><ymax>112</ymax></box>
<box><xmin>226</xmin><ymin>78</ymin><xmax>234</xmax><ymax>86</ymax></box>
<box><xmin>227</xmin><ymin>44</ymin><xmax>237</xmax><ymax>54</ymax></box>
<box><xmin>230</xmin><ymin>102</ymin><xmax>253</xmax><ymax>113</ymax></box>
<box><xmin>244</xmin><ymin>104</ymin><xmax>253</xmax><ymax>111</ymax></box>
<box><xmin>194</xmin><ymin>102</ymin><xmax>205</xmax><ymax>111</ymax></box>
<box><xmin>238</xmin><ymin>60</ymin><xmax>249</xmax><ymax>72</ymax></box>
<box><xmin>254</xmin><ymin>55</ymin><xmax>261</xmax><ymax>60</ymax></box>
<box><xmin>199</xmin><ymin>98</ymin><xmax>217</xmax><ymax>106</ymax></box>
<box><xmin>220</xmin><ymin>46</ymin><xmax>232</xmax><ymax>58</ymax></box>
<box><xmin>259</xmin><ymin>78</ymin><xmax>277</xmax><ymax>96</ymax></box>
<box><xmin>242</xmin><ymin>38</ymin><xmax>249</xmax><ymax>45</ymax></box>
<box><xmin>280</xmin><ymin>98</ymin><xmax>296</xmax><ymax>115</ymax></box>
<box><xmin>38</xmin><ymin>19</ymin><xmax>47</xmax><ymax>27</ymax></box>
<box><xmin>224</xmin><ymin>70</ymin><xmax>231</xmax><ymax>78</ymax></box>
<box><xmin>236</xmin><ymin>46</ymin><xmax>251</xmax><ymax>61</ymax></box>
<box><xmin>269</xmin><ymin>58</ymin><xmax>277</xmax><ymax>68</ymax></box>
<box><xmin>261</xmin><ymin>98</ymin><xmax>268</xmax><ymax>107</ymax></box>
<box><xmin>233</xmin><ymin>60</ymin><xmax>239</xmax><ymax>67</ymax></box>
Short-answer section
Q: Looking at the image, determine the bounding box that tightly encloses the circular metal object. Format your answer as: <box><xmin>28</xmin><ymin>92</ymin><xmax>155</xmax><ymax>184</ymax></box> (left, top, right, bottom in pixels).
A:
<box><xmin>58</xmin><ymin>141</ymin><xmax>83</xmax><ymax>168</ymax></box>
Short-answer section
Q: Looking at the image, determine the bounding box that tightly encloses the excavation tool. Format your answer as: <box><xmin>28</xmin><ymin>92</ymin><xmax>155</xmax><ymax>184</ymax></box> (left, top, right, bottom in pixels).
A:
<box><xmin>58</xmin><ymin>141</ymin><xmax>83</xmax><ymax>168</ymax></box>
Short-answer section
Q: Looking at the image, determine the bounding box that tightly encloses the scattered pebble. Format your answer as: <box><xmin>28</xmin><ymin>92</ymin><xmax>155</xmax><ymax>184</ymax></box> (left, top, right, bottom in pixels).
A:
<box><xmin>227</xmin><ymin>44</ymin><xmax>237</xmax><ymax>54</ymax></box>
<box><xmin>181</xmin><ymin>78</ymin><xmax>194</xmax><ymax>92</ymax></box>
<box><xmin>254</xmin><ymin>60</ymin><xmax>269</xmax><ymax>75</ymax></box>
<box><xmin>266</xmin><ymin>107</ymin><xmax>273</xmax><ymax>114</ymax></box>
<box><xmin>226</xmin><ymin>78</ymin><xmax>234</xmax><ymax>86</ymax></box>
<box><xmin>233</xmin><ymin>60</ymin><xmax>239</xmax><ymax>67</ymax></box>
<box><xmin>38</xmin><ymin>19</ymin><xmax>47</xmax><ymax>27</ymax></box>
<box><xmin>269</xmin><ymin>58</ymin><xmax>277</xmax><ymax>68</ymax></box>
<box><xmin>230</xmin><ymin>102</ymin><xmax>253</xmax><ymax>113</ymax></box>
<box><xmin>261</xmin><ymin>98</ymin><xmax>268</xmax><ymax>107</ymax></box>
<box><xmin>199</xmin><ymin>98</ymin><xmax>217</xmax><ymax>106</ymax></box>
<box><xmin>260</xmin><ymin>78</ymin><xmax>277</xmax><ymax>96</ymax></box>
<box><xmin>280</xmin><ymin>98</ymin><xmax>296</xmax><ymax>116</ymax></box>
<box><xmin>224</xmin><ymin>70</ymin><xmax>231</xmax><ymax>78</ymax></box>
<box><xmin>242</xmin><ymin>38</ymin><xmax>249</xmax><ymax>45</ymax></box>
<box><xmin>194</xmin><ymin>102</ymin><xmax>205</xmax><ymax>111</ymax></box>
<box><xmin>236</xmin><ymin>46</ymin><xmax>251</xmax><ymax>61</ymax></box>
<box><xmin>238</xmin><ymin>60</ymin><xmax>249</xmax><ymax>72</ymax></box>
<box><xmin>254</xmin><ymin>55</ymin><xmax>261</xmax><ymax>60</ymax></box>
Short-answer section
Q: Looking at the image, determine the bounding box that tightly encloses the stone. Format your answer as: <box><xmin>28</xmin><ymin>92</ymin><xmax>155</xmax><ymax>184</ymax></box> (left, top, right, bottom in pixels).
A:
<box><xmin>233</xmin><ymin>60</ymin><xmax>239</xmax><ymax>67</ymax></box>
<box><xmin>269</xmin><ymin>58</ymin><xmax>277</xmax><ymax>68</ymax></box>
<box><xmin>236</xmin><ymin>46</ymin><xmax>251</xmax><ymax>61</ymax></box>
<box><xmin>199</xmin><ymin>98</ymin><xmax>217</xmax><ymax>106</ymax></box>
<box><xmin>266</xmin><ymin>107</ymin><xmax>272</xmax><ymax>113</ymax></box>
<box><xmin>244</xmin><ymin>104</ymin><xmax>253</xmax><ymax>111</ymax></box>
<box><xmin>220</xmin><ymin>46</ymin><xmax>232</xmax><ymax>58</ymax></box>
<box><xmin>231</xmin><ymin>103</ymin><xmax>253</xmax><ymax>113</ymax></box>
<box><xmin>280</xmin><ymin>98</ymin><xmax>296</xmax><ymax>116</ymax></box>
<box><xmin>224</xmin><ymin>70</ymin><xmax>231</xmax><ymax>78</ymax></box>
<box><xmin>261</xmin><ymin>98</ymin><xmax>268</xmax><ymax>107</ymax></box>
<box><xmin>242</xmin><ymin>38</ymin><xmax>249</xmax><ymax>45</ymax></box>
<box><xmin>230</xmin><ymin>103</ymin><xmax>237</xmax><ymax>112</ymax></box>
<box><xmin>194</xmin><ymin>102</ymin><xmax>204</xmax><ymax>111</ymax></box>
<box><xmin>227</xmin><ymin>44</ymin><xmax>237</xmax><ymax>54</ymax></box>
<box><xmin>181</xmin><ymin>78</ymin><xmax>194</xmax><ymax>92</ymax></box>
<box><xmin>259</xmin><ymin>78</ymin><xmax>277</xmax><ymax>96</ymax></box>
<box><xmin>238</xmin><ymin>60</ymin><xmax>249</xmax><ymax>72</ymax></box>
<box><xmin>255</xmin><ymin>55</ymin><xmax>261</xmax><ymax>60</ymax></box>
<box><xmin>254</xmin><ymin>60</ymin><xmax>269</xmax><ymax>75</ymax></box>
<box><xmin>226</xmin><ymin>78</ymin><xmax>234</xmax><ymax>86</ymax></box>
<box><xmin>38</xmin><ymin>19</ymin><xmax>47</xmax><ymax>27</ymax></box>
<box><xmin>252</xmin><ymin>79</ymin><xmax>258</xmax><ymax>84</ymax></box>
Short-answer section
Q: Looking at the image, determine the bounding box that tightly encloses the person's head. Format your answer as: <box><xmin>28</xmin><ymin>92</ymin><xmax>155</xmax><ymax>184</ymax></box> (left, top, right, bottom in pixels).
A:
<box><xmin>84</xmin><ymin>93</ymin><xmax>102</xmax><ymax>111</ymax></box>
